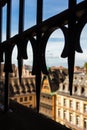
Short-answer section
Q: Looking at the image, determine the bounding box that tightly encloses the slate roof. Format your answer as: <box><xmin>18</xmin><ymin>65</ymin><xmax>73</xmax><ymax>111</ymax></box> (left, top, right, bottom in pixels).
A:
<box><xmin>42</xmin><ymin>68</ymin><xmax>68</xmax><ymax>93</ymax></box>
<box><xmin>0</xmin><ymin>76</ymin><xmax>36</xmax><ymax>97</ymax></box>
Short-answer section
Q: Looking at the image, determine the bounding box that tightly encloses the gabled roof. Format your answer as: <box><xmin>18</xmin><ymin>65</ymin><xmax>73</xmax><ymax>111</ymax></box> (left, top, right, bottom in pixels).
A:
<box><xmin>8</xmin><ymin>77</ymin><xmax>36</xmax><ymax>96</ymax></box>
<box><xmin>41</xmin><ymin>68</ymin><xmax>67</xmax><ymax>93</ymax></box>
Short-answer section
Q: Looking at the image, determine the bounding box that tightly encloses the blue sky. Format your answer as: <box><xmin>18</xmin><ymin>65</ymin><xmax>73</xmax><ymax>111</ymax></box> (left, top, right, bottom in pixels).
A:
<box><xmin>2</xmin><ymin>0</ymin><xmax>87</xmax><ymax>68</ymax></box>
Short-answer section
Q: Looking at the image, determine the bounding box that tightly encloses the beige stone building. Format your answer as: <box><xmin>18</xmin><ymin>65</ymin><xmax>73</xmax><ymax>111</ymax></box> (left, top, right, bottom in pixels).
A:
<box><xmin>56</xmin><ymin>73</ymin><xmax>87</xmax><ymax>130</ymax></box>
<box><xmin>40</xmin><ymin>67</ymin><xmax>67</xmax><ymax>120</ymax></box>
<box><xmin>9</xmin><ymin>77</ymin><xmax>36</xmax><ymax>109</ymax></box>
<box><xmin>40</xmin><ymin>74</ymin><xmax>57</xmax><ymax>120</ymax></box>
<box><xmin>0</xmin><ymin>64</ymin><xmax>36</xmax><ymax>109</ymax></box>
<box><xmin>1</xmin><ymin>63</ymin><xmax>87</xmax><ymax>130</ymax></box>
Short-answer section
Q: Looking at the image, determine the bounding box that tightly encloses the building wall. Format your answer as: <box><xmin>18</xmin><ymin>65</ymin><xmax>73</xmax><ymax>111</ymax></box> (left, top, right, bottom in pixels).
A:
<box><xmin>10</xmin><ymin>92</ymin><xmax>36</xmax><ymax>109</ymax></box>
<box><xmin>9</xmin><ymin>76</ymin><xmax>36</xmax><ymax>109</ymax></box>
<box><xmin>1</xmin><ymin>64</ymin><xmax>87</xmax><ymax>130</ymax></box>
<box><xmin>55</xmin><ymin>73</ymin><xmax>87</xmax><ymax>130</ymax></box>
<box><xmin>40</xmin><ymin>93</ymin><xmax>56</xmax><ymax>120</ymax></box>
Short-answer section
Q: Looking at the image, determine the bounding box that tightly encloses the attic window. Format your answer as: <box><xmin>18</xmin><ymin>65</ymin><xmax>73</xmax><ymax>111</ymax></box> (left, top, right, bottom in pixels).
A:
<box><xmin>44</xmin><ymin>85</ymin><xmax>49</xmax><ymax>90</ymax></box>
<box><xmin>81</xmin><ymin>87</ymin><xmax>84</xmax><ymax>94</ymax></box>
<box><xmin>63</xmin><ymin>84</ymin><xmax>65</xmax><ymax>90</ymax></box>
<box><xmin>75</xmin><ymin>76</ymin><xmax>77</xmax><ymax>79</ymax></box>
<box><xmin>50</xmin><ymin>75</ymin><xmax>54</xmax><ymax>80</ymax></box>
<box><xmin>74</xmin><ymin>86</ymin><xmax>77</xmax><ymax>92</ymax></box>
<box><xmin>81</xmin><ymin>77</ymin><xmax>83</xmax><ymax>80</ymax></box>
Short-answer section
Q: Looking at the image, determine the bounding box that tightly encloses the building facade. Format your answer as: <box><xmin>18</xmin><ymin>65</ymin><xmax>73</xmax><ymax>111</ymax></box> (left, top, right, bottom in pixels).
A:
<box><xmin>40</xmin><ymin>74</ymin><xmax>56</xmax><ymax>120</ymax></box>
<box><xmin>39</xmin><ymin>67</ymin><xmax>67</xmax><ymax>120</ymax></box>
<box><xmin>56</xmin><ymin>73</ymin><xmax>87</xmax><ymax>130</ymax></box>
<box><xmin>0</xmin><ymin>64</ymin><xmax>36</xmax><ymax>110</ymax></box>
<box><xmin>0</xmin><ymin>64</ymin><xmax>87</xmax><ymax>130</ymax></box>
<box><xmin>9</xmin><ymin>77</ymin><xmax>36</xmax><ymax>109</ymax></box>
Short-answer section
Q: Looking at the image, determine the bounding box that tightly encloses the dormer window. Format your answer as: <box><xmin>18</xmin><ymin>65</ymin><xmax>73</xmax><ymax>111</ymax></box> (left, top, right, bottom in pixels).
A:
<box><xmin>74</xmin><ymin>86</ymin><xmax>77</xmax><ymax>92</ymax></box>
<box><xmin>44</xmin><ymin>85</ymin><xmax>49</xmax><ymax>90</ymax></box>
<box><xmin>63</xmin><ymin>84</ymin><xmax>65</xmax><ymax>90</ymax></box>
<box><xmin>50</xmin><ymin>74</ymin><xmax>54</xmax><ymax>80</ymax></box>
<box><xmin>75</xmin><ymin>76</ymin><xmax>77</xmax><ymax>79</ymax></box>
<box><xmin>81</xmin><ymin>87</ymin><xmax>84</xmax><ymax>94</ymax></box>
<box><xmin>81</xmin><ymin>77</ymin><xmax>83</xmax><ymax>80</ymax></box>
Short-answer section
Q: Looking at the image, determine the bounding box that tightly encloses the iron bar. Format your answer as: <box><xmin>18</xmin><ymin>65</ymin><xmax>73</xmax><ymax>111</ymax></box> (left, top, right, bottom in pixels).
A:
<box><xmin>0</xmin><ymin>7</ymin><xmax>2</xmax><ymax>42</ymax></box>
<box><xmin>17</xmin><ymin>0</ymin><xmax>25</xmax><ymax>83</ymax></box>
<box><xmin>36</xmin><ymin>0</ymin><xmax>43</xmax><ymax>113</ymax></box>
<box><xmin>4</xmin><ymin>0</ymin><xmax>11</xmax><ymax>112</ymax></box>
<box><xmin>0</xmin><ymin>6</ymin><xmax>2</xmax><ymax>80</ymax></box>
<box><xmin>68</xmin><ymin>0</ymin><xmax>77</xmax><ymax>95</ymax></box>
<box><xmin>0</xmin><ymin>0</ymin><xmax>7</xmax><ymax>7</ymax></box>
<box><xmin>19</xmin><ymin>0</ymin><xmax>24</xmax><ymax>33</ymax></box>
<box><xmin>0</xmin><ymin>0</ymin><xmax>86</xmax><ymax>47</ymax></box>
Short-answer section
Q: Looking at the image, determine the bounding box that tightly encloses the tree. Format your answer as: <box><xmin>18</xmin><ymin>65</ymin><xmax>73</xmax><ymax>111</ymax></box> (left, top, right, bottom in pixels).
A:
<box><xmin>84</xmin><ymin>62</ymin><xmax>87</xmax><ymax>74</ymax></box>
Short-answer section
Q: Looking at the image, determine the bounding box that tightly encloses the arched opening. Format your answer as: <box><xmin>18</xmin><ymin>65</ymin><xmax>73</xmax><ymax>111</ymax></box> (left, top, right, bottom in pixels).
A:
<box><xmin>63</xmin><ymin>84</ymin><xmax>65</xmax><ymax>90</ymax></box>
<box><xmin>46</xmin><ymin>29</ymin><xmax>67</xmax><ymax>68</ymax></box>
<box><xmin>74</xmin><ymin>85</ymin><xmax>77</xmax><ymax>93</ymax></box>
<box><xmin>12</xmin><ymin>45</ymin><xmax>17</xmax><ymax>66</ymax></box>
<box><xmin>81</xmin><ymin>86</ymin><xmax>84</xmax><ymax>94</ymax></box>
<box><xmin>75</xmin><ymin>24</ymin><xmax>87</xmax><ymax>72</ymax></box>
<box><xmin>23</xmin><ymin>41</ymin><xmax>33</xmax><ymax>72</ymax></box>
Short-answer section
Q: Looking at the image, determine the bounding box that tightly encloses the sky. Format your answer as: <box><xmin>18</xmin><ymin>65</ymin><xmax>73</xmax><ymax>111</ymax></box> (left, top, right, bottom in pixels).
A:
<box><xmin>2</xmin><ymin>0</ymin><xmax>87</xmax><ymax>68</ymax></box>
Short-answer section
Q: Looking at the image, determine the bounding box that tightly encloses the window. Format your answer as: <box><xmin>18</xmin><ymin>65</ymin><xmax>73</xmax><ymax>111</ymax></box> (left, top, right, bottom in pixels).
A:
<box><xmin>58</xmin><ymin>97</ymin><xmax>61</xmax><ymax>105</ymax></box>
<box><xmin>63</xmin><ymin>84</ymin><xmax>65</xmax><ymax>90</ymax></box>
<box><xmin>44</xmin><ymin>85</ymin><xmax>49</xmax><ymax>90</ymax></box>
<box><xmin>69</xmin><ymin>113</ymin><xmax>73</xmax><ymax>123</ymax></box>
<box><xmin>29</xmin><ymin>96</ymin><xmax>32</xmax><ymax>100</ymax></box>
<box><xmin>70</xmin><ymin>100</ymin><xmax>73</xmax><ymax>108</ymax></box>
<box><xmin>74</xmin><ymin>86</ymin><xmax>77</xmax><ymax>92</ymax></box>
<box><xmin>76</xmin><ymin>102</ymin><xmax>80</xmax><ymax>111</ymax></box>
<box><xmin>75</xmin><ymin>76</ymin><xmax>77</xmax><ymax>79</ymax></box>
<box><xmin>20</xmin><ymin>97</ymin><xmax>23</xmax><ymax>102</ymax></box>
<box><xmin>58</xmin><ymin>109</ymin><xmax>61</xmax><ymax>117</ymax></box>
<box><xmin>84</xmin><ymin>118</ymin><xmax>87</xmax><ymax>129</ymax></box>
<box><xmin>24</xmin><ymin>97</ymin><xmax>27</xmax><ymax>101</ymax></box>
<box><xmin>29</xmin><ymin>104</ymin><xmax>32</xmax><ymax>108</ymax></box>
<box><xmin>76</xmin><ymin>116</ymin><xmax>80</xmax><ymax>127</ymax></box>
<box><xmin>64</xmin><ymin>110</ymin><xmax>67</xmax><ymax>120</ymax></box>
<box><xmin>84</xmin><ymin>104</ymin><xmax>87</xmax><ymax>113</ymax></box>
<box><xmin>64</xmin><ymin>98</ymin><xmax>67</xmax><ymax>106</ymax></box>
<box><xmin>14</xmin><ymin>98</ymin><xmax>17</xmax><ymax>102</ymax></box>
<box><xmin>81</xmin><ymin>87</ymin><xmax>84</xmax><ymax>94</ymax></box>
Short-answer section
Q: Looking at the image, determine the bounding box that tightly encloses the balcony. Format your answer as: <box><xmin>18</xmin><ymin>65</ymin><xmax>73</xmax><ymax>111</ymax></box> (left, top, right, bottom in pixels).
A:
<box><xmin>0</xmin><ymin>99</ymin><xmax>71</xmax><ymax>130</ymax></box>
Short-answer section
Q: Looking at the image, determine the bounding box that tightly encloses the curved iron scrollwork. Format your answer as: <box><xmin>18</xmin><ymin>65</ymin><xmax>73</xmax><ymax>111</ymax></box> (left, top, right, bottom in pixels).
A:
<box><xmin>0</xmin><ymin>0</ymin><xmax>87</xmax><ymax>112</ymax></box>
<box><xmin>16</xmin><ymin>38</ymin><xmax>28</xmax><ymax>83</ymax></box>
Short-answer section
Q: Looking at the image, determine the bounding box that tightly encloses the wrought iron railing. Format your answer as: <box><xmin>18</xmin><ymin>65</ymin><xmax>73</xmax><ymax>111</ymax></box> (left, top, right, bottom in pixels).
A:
<box><xmin>0</xmin><ymin>0</ymin><xmax>87</xmax><ymax>112</ymax></box>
